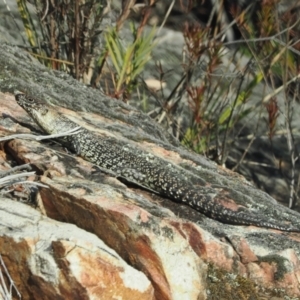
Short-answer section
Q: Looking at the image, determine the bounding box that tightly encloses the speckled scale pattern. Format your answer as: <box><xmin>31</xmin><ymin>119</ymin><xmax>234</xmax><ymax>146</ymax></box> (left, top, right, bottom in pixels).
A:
<box><xmin>14</xmin><ymin>92</ymin><xmax>300</xmax><ymax>232</ymax></box>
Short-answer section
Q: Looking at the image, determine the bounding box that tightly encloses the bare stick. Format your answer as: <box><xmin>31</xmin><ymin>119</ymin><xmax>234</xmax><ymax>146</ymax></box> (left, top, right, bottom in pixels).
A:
<box><xmin>0</xmin><ymin>254</ymin><xmax>21</xmax><ymax>299</ymax></box>
<box><xmin>0</xmin><ymin>126</ymin><xmax>82</xmax><ymax>142</ymax></box>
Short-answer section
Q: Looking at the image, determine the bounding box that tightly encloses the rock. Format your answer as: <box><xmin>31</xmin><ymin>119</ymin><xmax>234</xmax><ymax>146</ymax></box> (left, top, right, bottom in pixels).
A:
<box><xmin>0</xmin><ymin>198</ymin><xmax>154</xmax><ymax>300</ymax></box>
<box><xmin>0</xmin><ymin>88</ymin><xmax>300</xmax><ymax>299</ymax></box>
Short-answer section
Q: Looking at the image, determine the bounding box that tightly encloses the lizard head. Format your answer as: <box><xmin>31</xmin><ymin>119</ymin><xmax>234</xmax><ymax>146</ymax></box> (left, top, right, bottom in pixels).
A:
<box><xmin>14</xmin><ymin>91</ymin><xmax>64</xmax><ymax>134</ymax></box>
<box><xmin>14</xmin><ymin>91</ymin><xmax>78</xmax><ymax>135</ymax></box>
<box><xmin>14</xmin><ymin>91</ymin><xmax>49</xmax><ymax>116</ymax></box>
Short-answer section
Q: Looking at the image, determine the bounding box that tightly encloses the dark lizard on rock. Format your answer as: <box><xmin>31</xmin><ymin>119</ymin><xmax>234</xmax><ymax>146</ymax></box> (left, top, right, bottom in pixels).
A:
<box><xmin>14</xmin><ymin>91</ymin><xmax>300</xmax><ymax>232</ymax></box>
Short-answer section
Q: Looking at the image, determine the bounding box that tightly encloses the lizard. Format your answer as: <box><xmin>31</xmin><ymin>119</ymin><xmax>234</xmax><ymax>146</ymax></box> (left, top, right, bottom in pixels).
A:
<box><xmin>14</xmin><ymin>91</ymin><xmax>300</xmax><ymax>232</ymax></box>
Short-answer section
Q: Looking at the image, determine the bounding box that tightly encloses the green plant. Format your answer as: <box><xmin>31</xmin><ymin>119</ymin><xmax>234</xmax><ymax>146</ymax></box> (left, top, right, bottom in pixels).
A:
<box><xmin>16</xmin><ymin>0</ymin><xmax>39</xmax><ymax>55</ymax></box>
<box><xmin>99</xmin><ymin>23</ymin><xmax>157</xmax><ymax>100</ymax></box>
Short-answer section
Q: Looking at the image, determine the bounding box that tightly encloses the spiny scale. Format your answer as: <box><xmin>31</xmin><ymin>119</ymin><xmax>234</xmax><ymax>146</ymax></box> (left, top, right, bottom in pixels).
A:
<box><xmin>14</xmin><ymin>91</ymin><xmax>300</xmax><ymax>232</ymax></box>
